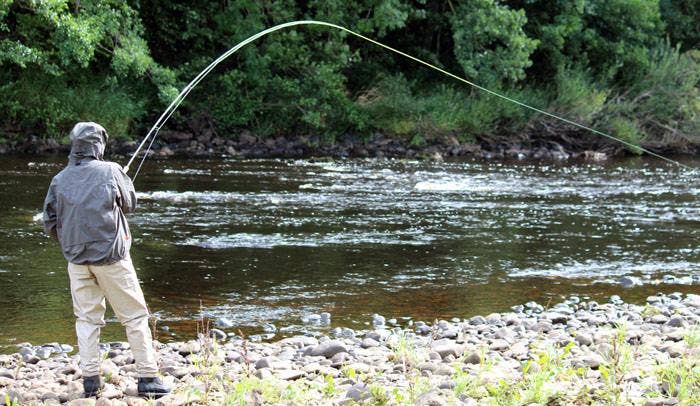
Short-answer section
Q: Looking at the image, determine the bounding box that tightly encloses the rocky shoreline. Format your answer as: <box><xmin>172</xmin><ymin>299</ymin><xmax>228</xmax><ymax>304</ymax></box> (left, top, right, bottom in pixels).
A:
<box><xmin>0</xmin><ymin>131</ymin><xmax>619</xmax><ymax>162</ymax></box>
<box><xmin>1</xmin><ymin>293</ymin><xmax>699</xmax><ymax>405</ymax></box>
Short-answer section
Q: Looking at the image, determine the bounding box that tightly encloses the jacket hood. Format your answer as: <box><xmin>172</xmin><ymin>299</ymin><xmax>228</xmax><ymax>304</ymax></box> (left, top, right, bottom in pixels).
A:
<box><xmin>69</xmin><ymin>122</ymin><xmax>108</xmax><ymax>162</ymax></box>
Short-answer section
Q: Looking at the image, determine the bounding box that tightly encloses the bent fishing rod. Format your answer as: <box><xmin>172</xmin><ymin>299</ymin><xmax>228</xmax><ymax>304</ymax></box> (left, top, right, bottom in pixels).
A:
<box><xmin>123</xmin><ymin>20</ymin><xmax>691</xmax><ymax>179</ymax></box>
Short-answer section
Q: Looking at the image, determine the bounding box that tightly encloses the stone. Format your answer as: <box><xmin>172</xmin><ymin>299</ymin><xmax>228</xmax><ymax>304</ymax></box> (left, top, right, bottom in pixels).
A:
<box><xmin>100</xmin><ymin>360</ymin><xmax>119</xmax><ymax>380</ymax></box>
<box><xmin>320</xmin><ymin>312</ymin><xmax>331</xmax><ymax>324</ymax></box>
<box><xmin>434</xmin><ymin>365</ymin><xmax>454</xmax><ymax>376</ymax></box>
<box><xmin>210</xmin><ymin>329</ymin><xmax>227</xmax><ymax>340</ymax></box>
<box><xmin>489</xmin><ymin>339</ymin><xmax>510</xmax><ymax>351</ymax></box>
<box><xmin>431</xmin><ymin>342</ymin><xmax>463</xmax><ymax>359</ymax></box>
<box><xmin>542</xmin><ymin>311</ymin><xmax>569</xmax><ymax>324</ymax></box>
<box><xmin>530</xmin><ymin>322</ymin><xmax>553</xmax><ymax>333</ymax></box>
<box><xmin>36</xmin><ymin>346</ymin><xmax>53</xmax><ymax>360</ymax></box>
<box><xmin>345</xmin><ymin>383</ymin><xmax>370</xmax><ymax>402</ymax></box>
<box><xmin>123</xmin><ymin>385</ymin><xmax>138</xmax><ymax>397</ymax></box>
<box><xmin>415</xmin><ymin>389</ymin><xmax>447</xmax><ymax>405</ymax></box>
<box><xmin>661</xmin><ymin>343</ymin><xmax>684</xmax><ymax>358</ymax></box>
<box><xmin>155</xmin><ymin>393</ymin><xmax>200</xmax><ymax>406</ymax></box>
<box><xmin>278</xmin><ymin>335</ymin><xmax>318</xmax><ymax>348</ymax></box>
<box><xmin>160</xmin><ymin>365</ymin><xmax>190</xmax><ymax>379</ymax></box>
<box><xmin>463</xmin><ymin>352</ymin><xmax>481</xmax><ymax>365</ymax></box>
<box><xmin>310</xmin><ymin>341</ymin><xmax>348</xmax><ymax>358</ymax></box>
<box><xmin>469</xmin><ymin>316</ymin><xmax>487</xmax><ymax>325</ymax></box>
<box><xmin>372</xmin><ymin>314</ymin><xmax>386</xmax><ymax>326</ymax></box>
<box><xmin>650</xmin><ymin>315</ymin><xmax>670</xmax><ymax>324</ymax></box>
<box><xmin>215</xmin><ymin>317</ymin><xmax>234</xmax><ymax>329</ymax></box>
<box><xmin>254</xmin><ymin>368</ymin><xmax>272</xmax><ymax>379</ymax></box>
<box><xmin>619</xmin><ymin>276</ymin><xmax>642</xmax><ymax>287</ymax></box>
<box><xmin>574</xmin><ymin>332</ymin><xmax>593</xmax><ymax>347</ymax></box>
<box><xmin>361</xmin><ymin>338</ymin><xmax>379</xmax><ymax>349</ymax></box>
<box><xmin>440</xmin><ymin>328</ymin><xmax>459</xmax><ymax>339</ymax></box>
<box><xmin>573</xmin><ymin>353</ymin><xmax>605</xmax><ymax>369</ymax></box>
<box><xmin>330</xmin><ymin>352</ymin><xmax>351</xmax><ymax>366</ymax></box>
<box><xmin>68</xmin><ymin>400</ymin><xmax>96</xmax><ymax>406</ymax></box>
<box><xmin>417</xmin><ymin>362</ymin><xmax>438</xmax><ymax>373</ymax></box>
<box><xmin>177</xmin><ymin>341</ymin><xmax>201</xmax><ymax>355</ymax></box>
<box><xmin>255</xmin><ymin>356</ymin><xmax>277</xmax><ymax>370</ymax></box>
<box><xmin>665</xmin><ymin>316</ymin><xmax>687</xmax><ymax>328</ymax></box>
<box><xmin>276</xmin><ymin>370</ymin><xmax>305</xmax><ymax>380</ymax></box>
<box><xmin>495</xmin><ymin>327</ymin><xmax>515</xmax><ymax>343</ymax></box>
<box><xmin>100</xmin><ymin>385</ymin><xmax>122</xmax><ymax>399</ymax></box>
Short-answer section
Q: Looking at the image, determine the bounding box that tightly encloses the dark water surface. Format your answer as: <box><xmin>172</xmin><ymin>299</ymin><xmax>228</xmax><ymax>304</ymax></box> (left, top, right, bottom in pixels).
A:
<box><xmin>0</xmin><ymin>155</ymin><xmax>698</xmax><ymax>349</ymax></box>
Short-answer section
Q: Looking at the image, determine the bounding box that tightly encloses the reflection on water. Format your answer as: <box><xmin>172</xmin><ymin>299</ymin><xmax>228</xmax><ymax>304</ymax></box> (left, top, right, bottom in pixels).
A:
<box><xmin>0</xmin><ymin>155</ymin><xmax>698</xmax><ymax>349</ymax></box>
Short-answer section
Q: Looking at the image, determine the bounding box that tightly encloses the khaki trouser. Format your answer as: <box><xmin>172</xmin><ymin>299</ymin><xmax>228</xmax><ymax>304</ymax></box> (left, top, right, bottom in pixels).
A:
<box><xmin>67</xmin><ymin>256</ymin><xmax>158</xmax><ymax>377</ymax></box>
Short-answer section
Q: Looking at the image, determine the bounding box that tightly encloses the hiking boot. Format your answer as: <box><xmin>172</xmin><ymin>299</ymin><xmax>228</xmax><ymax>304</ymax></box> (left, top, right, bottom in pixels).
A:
<box><xmin>83</xmin><ymin>375</ymin><xmax>101</xmax><ymax>397</ymax></box>
<box><xmin>137</xmin><ymin>377</ymin><xmax>171</xmax><ymax>398</ymax></box>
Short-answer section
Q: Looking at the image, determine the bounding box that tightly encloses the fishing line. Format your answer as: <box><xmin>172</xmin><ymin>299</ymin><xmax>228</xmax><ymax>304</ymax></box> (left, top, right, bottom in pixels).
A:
<box><xmin>125</xmin><ymin>20</ymin><xmax>691</xmax><ymax>179</ymax></box>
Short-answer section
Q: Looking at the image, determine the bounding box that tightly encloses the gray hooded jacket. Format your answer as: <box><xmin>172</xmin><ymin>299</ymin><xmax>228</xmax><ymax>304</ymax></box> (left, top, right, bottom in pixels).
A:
<box><xmin>43</xmin><ymin>122</ymin><xmax>136</xmax><ymax>265</ymax></box>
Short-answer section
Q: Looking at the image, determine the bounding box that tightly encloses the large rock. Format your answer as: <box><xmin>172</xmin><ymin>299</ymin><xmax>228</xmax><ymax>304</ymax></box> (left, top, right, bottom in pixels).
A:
<box><xmin>310</xmin><ymin>341</ymin><xmax>348</xmax><ymax>358</ymax></box>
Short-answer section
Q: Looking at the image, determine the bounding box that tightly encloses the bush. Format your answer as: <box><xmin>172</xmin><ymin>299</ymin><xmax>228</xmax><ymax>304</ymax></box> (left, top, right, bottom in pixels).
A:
<box><xmin>359</xmin><ymin>75</ymin><xmax>482</xmax><ymax>141</ymax></box>
<box><xmin>599</xmin><ymin>42</ymin><xmax>700</xmax><ymax>149</ymax></box>
<box><xmin>0</xmin><ymin>73</ymin><xmax>145</xmax><ymax>139</ymax></box>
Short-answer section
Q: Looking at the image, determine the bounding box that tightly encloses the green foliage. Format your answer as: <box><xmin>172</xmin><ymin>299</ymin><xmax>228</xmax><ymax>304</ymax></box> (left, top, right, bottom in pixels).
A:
<box><xmin>660</xmin><ymin>0</ymin><xmax>700</xmax><ymax>52</ymax></box>
<box><xmin>549</xmin><ymin>67</ymin><xmax>608</xmax><ymax>122</ymax></box>
<box><xmin>451</xmin><ymin>0</ymin><xmax>539</xmax><ymax>86</ymax></box>
<box><xmin>598</xmin><ymin>42</ymin><xmax>700</xmax><ymax>148</ymax></box>
<box><xmin>1</xmin><ymin>72</ymin><xmax>145</xmax><ymax>138</ymax></box>
<box><xmin>0</xmin><ymin>0</ymin><xmax>175</xmax><ymax>138</ymax></box>
<box><xmin>656</xmin><ymin>358</ymin><xmax>700</xmax><ymax>404</ymax></box>
<box><xmin>0</xmin><ymin>0</ymin><xmax>696</xmax><ymax>155</ymax></box>
<box><xmin>359</xmin><ymin>74</ymin><xmax>540</xmax><ymax>142</ymax></box>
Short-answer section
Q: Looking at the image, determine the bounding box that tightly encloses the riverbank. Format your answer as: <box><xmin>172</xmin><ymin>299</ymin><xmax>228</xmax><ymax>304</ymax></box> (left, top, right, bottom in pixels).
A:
<box><xmin>0</xmin><ymin>131</ymin><xmax>652</xmax><ymax>162</ymax></box>
<box><xmin>1</xmin><ymin>293</ymin><xmax>698</xmax><ymax>405</ymax></box>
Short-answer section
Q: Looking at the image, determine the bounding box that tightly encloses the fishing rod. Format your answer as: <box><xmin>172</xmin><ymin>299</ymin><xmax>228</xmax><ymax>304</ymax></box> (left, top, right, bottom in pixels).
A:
<box><xmin>123</xmin><ymin>20</ymin><xmax>691</xmax><ymax>179</ymax></box>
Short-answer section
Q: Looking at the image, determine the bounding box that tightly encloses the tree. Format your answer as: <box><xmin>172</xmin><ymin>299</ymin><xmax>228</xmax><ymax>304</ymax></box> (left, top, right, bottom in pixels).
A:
<box><xmin>450</xmin><ymin>0</ymin><xmax>539</xmax><ymax>87</ymax></box>
<box><xmin>0</xmin><ymin>0</ymin><xmax>176</xmax><ymax>137</ymax></box>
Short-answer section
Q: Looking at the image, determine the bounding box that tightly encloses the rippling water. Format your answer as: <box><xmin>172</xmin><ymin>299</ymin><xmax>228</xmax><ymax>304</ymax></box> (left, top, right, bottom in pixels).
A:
<box><xmin>0</xmin><ymin>155</ymin><xmax>698</xmax><ymax>348</ymax></box>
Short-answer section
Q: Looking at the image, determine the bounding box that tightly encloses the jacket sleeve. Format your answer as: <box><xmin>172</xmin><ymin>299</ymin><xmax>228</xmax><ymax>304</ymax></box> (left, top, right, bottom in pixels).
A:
<box><xmin>114</xmin><ymin>165</ymin><xmax>137</xmax><ymax>213</ymax></box>
<box><xmin>43</xmin><ymin>182</ymin><xmax>58</xmax><ymax>240</ymax></box>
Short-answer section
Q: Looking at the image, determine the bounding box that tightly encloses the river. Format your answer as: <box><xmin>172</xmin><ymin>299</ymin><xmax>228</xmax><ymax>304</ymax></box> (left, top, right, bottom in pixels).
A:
<box><xmin>0</xmin><ymin>155</ymin><xmax>698</xmax><ymax>349</ymax></box>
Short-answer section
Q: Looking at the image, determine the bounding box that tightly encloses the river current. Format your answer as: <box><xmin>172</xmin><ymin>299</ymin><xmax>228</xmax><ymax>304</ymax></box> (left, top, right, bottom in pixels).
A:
<box><xmin>0</xmin><ymin>156</ymin><xmax>698</xmax><ymax>348</ymax></box>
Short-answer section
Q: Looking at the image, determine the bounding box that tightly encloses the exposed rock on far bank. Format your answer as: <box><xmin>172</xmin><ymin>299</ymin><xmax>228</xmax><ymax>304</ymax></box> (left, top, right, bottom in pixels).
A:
<box><xmin>0</xmin><ymin>131</ymin><xmax>628</xmax><ymax>163</ymax></box>
<box><xmin>1</xmin><ymin>293</ymin><xmax>699</xmax><ymax>405</ymax></box>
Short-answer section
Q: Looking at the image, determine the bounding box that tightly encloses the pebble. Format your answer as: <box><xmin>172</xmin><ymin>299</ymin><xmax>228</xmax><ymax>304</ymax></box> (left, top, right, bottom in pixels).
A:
<box><xmin>619</xmin><ymin>276</ymin><xmax>642</xmax><ymax>287</ymax></box>
<box><xmin>215</xmin><ymin>317</ymin><xmax>234</xmax><ymax>328</ymax></box>
<box><xmin>345</xmin><ymin>383</ymin><xmax>370</xmax><ymax>402</ymax></box>
<box><xmin>431</xmin><ymin>341</ymin><xmax>463</xmax><ymax>359</ymax></box>
<box><xmin>361</xmin><ymin>338</ymin><xmax>379</xmax><ymax>349</ymax></box>
<box><xmin>0</xmin><ymin>293</ymin><xmax>697</xmax><ymax>405</ymax></box>
<box><xmin>372</xmin><ymin>314</ymin><xmax>386</xmax><ymax>326</ymax></box>
<box><xmin>573</xmin><ymin>353</ymin><xmax>605</xmax><ymax>369</ymax></box>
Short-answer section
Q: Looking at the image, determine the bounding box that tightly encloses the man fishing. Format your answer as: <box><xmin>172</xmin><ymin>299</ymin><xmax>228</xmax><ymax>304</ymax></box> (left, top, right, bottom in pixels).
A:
<box><xmin>42</xmin><ymin>122</ymin><xmax>170</xmax><ymax>398</ymax></box>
